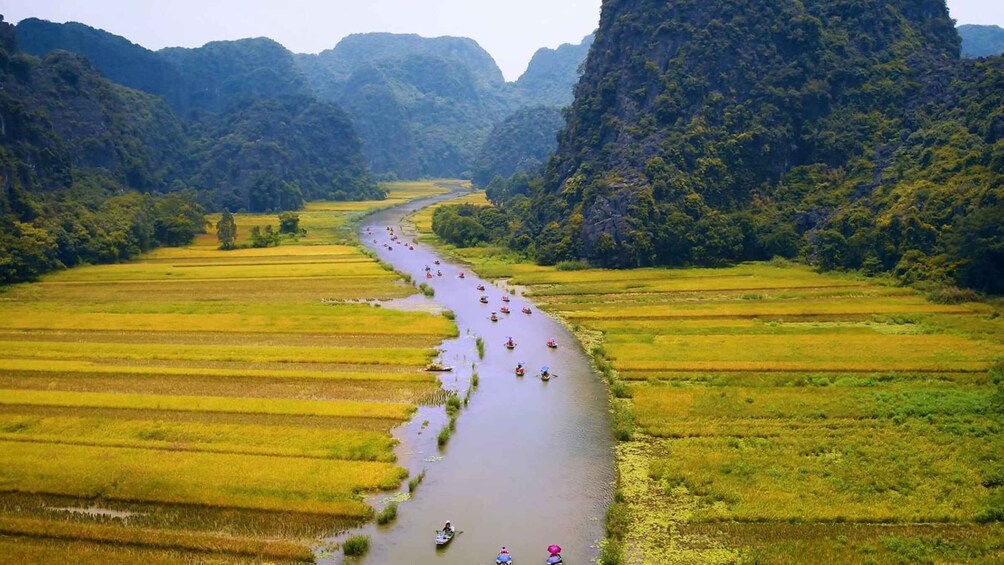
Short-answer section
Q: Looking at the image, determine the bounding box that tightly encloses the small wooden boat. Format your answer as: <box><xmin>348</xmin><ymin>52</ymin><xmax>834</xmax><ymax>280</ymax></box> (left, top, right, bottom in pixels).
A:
<box><xmin>515</xmin><ymin>364</ymin><xmax>525</xmax><ymax>376</ymax></box>
<box><xmin>546</xmin><ymin>339</ymin><xmax>558</xmax><ymax>349</ymax></box>
<box><xmin>476</xmin><ymin>284</ymin><xmax>485</xmax><ymax>291</ymax></box>
<box><xmin>500</xmin><ymin>306</ymin><xmax>510</xmax><ymax>314</ymax></box>
<box><xmin>522</xmin><ymin>306</ymin><xmax>532</xmax><ymax>314</ymax></box>
<box><xmin>490</xmin><ymin>312</ymin><xmax>499</xmax><ymax>322</ymax></box>
<box><xmin>480</xmin><ymin>296</ymin><xmax>489</xmax><ymax>304</ymax></box>
<box><xmin>501</xmin><ymin>295</ymin><xmax>511</xmax><ymax>303</ymax></box>
<box><xmin>436</xmin><ymin>528</ymin><xmax>456</xmax><ymax>546</ymax></box>
<box><xmin>425</xmin><ymin>363</ymin><xmax>454</xmax><ymax>372</ymax></box>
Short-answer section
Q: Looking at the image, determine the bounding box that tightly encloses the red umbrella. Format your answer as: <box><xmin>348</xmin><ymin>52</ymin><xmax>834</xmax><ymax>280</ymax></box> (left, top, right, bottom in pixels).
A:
<box><xmin>548</xmin><ymin>544</ymin><xmax>562</xmax><ymax>555</ymax></box>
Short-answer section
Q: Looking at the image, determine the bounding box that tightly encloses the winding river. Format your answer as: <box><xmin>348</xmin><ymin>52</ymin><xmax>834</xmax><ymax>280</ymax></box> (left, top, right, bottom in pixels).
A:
<box><xmin>326</xmin><ymin>188</ymin><xmax>614</xmax><ymax>564</ymax></box>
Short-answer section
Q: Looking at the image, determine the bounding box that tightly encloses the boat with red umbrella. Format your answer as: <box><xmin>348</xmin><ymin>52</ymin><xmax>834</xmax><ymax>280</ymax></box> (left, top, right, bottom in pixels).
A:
<box><xmin>546</xmin><ymin>545</ymin><xmax>563</xmax><ymax>564</ymax></box>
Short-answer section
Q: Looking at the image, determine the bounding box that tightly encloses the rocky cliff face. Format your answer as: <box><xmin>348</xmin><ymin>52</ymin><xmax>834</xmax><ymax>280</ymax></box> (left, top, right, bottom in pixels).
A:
<box><xmin>501</xmin><ymin>0</ymin><xmax>1002</xmax><ymax>292</ymax></box>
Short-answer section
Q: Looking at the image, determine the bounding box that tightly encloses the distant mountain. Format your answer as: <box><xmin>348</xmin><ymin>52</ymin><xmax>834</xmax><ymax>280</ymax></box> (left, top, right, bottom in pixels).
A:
<box><xmin>959</xmin><ymin>24</ymin><xmax>1004</xmax><ymax>58</ymax></box>
<box><xmin>297</xmin><ymin>33</ymin><xmax>505</xmax><ymax>98</ymax></box>
<box><xmin>514</xmin><ymin>34</ymin><xmax>594</xmax><ymax>107</ymax></box>
<box><xmin>472</xmin><ymin>106</ymin><xmax>565</xmax><ymax>188</ymax></box>
<box><xmin>297</xmin><ymin>33</ymin><xmax>515</xmax><ymax>179</ymax></box>
<box><xmin>15</xmin><ymin>18</ymin><xmax>184</xmax><ymax>108</ymax></box>
<box><xmin>15</xmin><ymin>20</ymin><xmax>592</xmax><ymax>181</ymax></box>
<box><xmin>159</xmin><ymin>38</ymin><xmax>311</xmax><ymax>115</ymax></box>
<box><xmin>15</xmin><ymin>20</ymin><xmax>311</xmax><ymax>115</ymax></box>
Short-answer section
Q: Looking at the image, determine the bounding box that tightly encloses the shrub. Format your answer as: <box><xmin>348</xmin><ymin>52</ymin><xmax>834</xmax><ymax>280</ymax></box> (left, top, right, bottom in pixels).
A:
<box><xmin>556</xmin><ymin>259</ymin><xmax>589</xmax><ymax>271</ymax></box>
<box><xmin>408</xmin><ymin>469</ymin><xmax>427</xmax><ymax>493</ymax></box>
<box><xmin>928</xmin><ymin>286</ymin><xmax>981</xmax><ymax>304</ymax></box>
<box><xmin>375</xmin><ymin>502</ymin><xmax>398</xmax><ymax>525</ymax></box>
<box><xmin>437</xmin><ymin>426</ymin><xmax>451</xmax><ymax>447</ymax></box>
<box><xmin>446</xmin><ymin>394</ymin><xmax>462</xmax><ymax>416</ymax></box>
<box><xmin>342</xmin><ymin>535</ymin><xmax>369</xmax><ymax>556</ymax></box>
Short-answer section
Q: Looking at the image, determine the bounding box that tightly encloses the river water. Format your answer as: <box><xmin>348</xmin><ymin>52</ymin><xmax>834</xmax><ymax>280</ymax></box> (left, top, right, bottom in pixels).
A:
<box><xmin>324</xmin><ymin>190</ymin><xmax>614</xmax><ymax>565</ymax></box>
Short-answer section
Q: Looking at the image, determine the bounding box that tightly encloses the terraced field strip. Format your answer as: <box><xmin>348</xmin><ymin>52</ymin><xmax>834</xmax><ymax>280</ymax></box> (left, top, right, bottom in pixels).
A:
<box><xmin>0</xmin><ymin>390</ymin><xmax>415</xmax><ymax>419</ymax></box>
<box><xmin>0</xmin><ymin>182</ymin><xmax>460</xmax><ymax>560</ymax></box>
<box><xmin>0</xmin><ymin>340</ymin><xmax>436</xmax><ymax>366</ymax></box>
<box><xmin>0</xmin><ymin>413</ymin><xmax>397</xmax><ymax>461</ymax></box>
<box><xmin>0</xmin><ymin>516</ymin><xmax>314</xmax><ymax>561</ymax></box>
<box><xmin>1</xmin><ymin>440</ymin><xmax>404</xmax><ymax>515</ymax></box>
<box><xmin>0</xmin><ymin>358</ymin><xmax>435</xmax><ymax>382</ymax></box>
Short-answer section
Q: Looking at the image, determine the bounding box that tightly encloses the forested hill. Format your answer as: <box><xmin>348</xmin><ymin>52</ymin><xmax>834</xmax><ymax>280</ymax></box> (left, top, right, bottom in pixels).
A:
<box><xmin>158</xmin><ymin>38</ymin><xmax>311</xmax><ymax>115</ymax></box>
<box><xmin>1</xmin><ymin>15</ymin><xmax>377</xmax><ymax>285</ymax></box>
<box><xmin>297</xmin><ymin>33</ymin><xmax>506</xmax><ymax>97</ymax></box>
<box><xmin>472</xmin><ymin>106</ymin><xmax>565</xmax><ymax>188</ymax></box>
<box><xmin>14</xmin><ymin>21</ymin><xmax>588</xmax><ymax>181</ymax></box>
<box><xmin>514</xmin><ymin>34</ymin><xmax>594</xmax><ymax>107</ymax></box>
<box><xmin>15</xmin><ymin>18</ymin><xmax>184</xmax><ymax>108</ymax></box>
<box><xmin>493</xmin><ymin>0</ymin><xmax>1003</xmax><ymax>293</ymax></box>
<box><xmin>16</xmin><ymin>18</ymin><xmax>312</xmax><ymax>115</ymax></box>
<box><xmin>959</xmin><ymin>24</ymin><xmax>1004</xmax><ymax>58</ymax></box>
<box><xmin>296</xmin><ymin>33</ymin><xmax>515</xmax><ymax>179</ymax></box>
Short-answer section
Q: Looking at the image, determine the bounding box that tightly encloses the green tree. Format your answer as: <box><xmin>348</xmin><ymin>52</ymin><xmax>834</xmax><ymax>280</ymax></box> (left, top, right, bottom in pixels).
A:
<box><xmin>216</xmin><ymin>210</ymin><xmax>237</xmax><ymax>250</ymax></box>
<box><xmin>278</xmin><ymin>212</ymin><xmax>300</xmax><ymax>234</ymax></box>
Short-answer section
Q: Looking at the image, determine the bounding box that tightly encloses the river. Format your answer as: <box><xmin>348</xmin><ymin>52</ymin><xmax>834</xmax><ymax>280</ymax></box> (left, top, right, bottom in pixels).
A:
<box><xmin>324</xmin><ymin>188</ymin><xmax>614</xmax><ymax>565</ymax></box>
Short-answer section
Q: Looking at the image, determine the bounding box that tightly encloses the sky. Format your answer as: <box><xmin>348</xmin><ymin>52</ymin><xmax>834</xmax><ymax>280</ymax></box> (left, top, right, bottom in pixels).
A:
<box><xmin>1</xmin><ymin>0</ymin><xmax>1002</xmax><ymax>81</ymax></box>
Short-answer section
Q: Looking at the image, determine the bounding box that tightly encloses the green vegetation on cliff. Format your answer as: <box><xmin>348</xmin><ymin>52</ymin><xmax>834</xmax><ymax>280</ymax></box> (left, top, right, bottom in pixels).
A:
<box><xmin>479</xmin><ymin>0</ymin><xmax>1004</xmax><ymax>293</ymax></box>
<box><xmin>472</xmin><ymin>106</ymin><xmax>565</xmax><ymax>187</ymax></box>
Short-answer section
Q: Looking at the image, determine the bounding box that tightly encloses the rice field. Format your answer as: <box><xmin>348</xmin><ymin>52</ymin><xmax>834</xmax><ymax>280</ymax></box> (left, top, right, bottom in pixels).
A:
<box><xmin>538</xmin><ymin>265</ymin><xmax>1003</xmax><ymax>563</ymax></box>
<box><xmin>0</xmin><ymin>182</ymin><xmax>458</xmax><ymax>561</ymax></box>
<box><xmin>410</xmin><ymin>198</ymin><xmax>1004</xmax><ymax>564</ymax></box>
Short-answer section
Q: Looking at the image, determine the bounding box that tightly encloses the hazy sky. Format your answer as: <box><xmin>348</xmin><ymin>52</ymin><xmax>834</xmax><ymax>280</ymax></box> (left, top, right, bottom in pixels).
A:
<box><xmin>2</xmin><ymin>0</ymin><xmax>1002</xmax><ymax>81</ymax></box>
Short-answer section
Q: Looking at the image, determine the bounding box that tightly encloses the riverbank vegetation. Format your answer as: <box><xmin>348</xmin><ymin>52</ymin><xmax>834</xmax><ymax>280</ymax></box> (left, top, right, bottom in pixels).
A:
<box><xmin>410</xmin><ymin>199</ymin><xmax>1004</xmax><ymax>564</ymax></box>
<box><xmin>0</xmin><ymin>182</ymin><xmax>456</xmax><ymax>560</ymax></box>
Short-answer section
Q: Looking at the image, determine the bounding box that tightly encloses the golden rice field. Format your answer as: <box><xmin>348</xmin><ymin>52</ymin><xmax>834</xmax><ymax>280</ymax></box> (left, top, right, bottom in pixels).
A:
<box><xmin>410</xmin><ymin>198</ymin><xmax>1004</xmax><ymax>564</ymax></box>
<box><xmin>0</xmin><ymin>182</ymin><xmax>457</xmax><ymax>562</ymax></box>
<box><xmin>532</xmin><ymin>266</ymin><xmax>1003</xmax><ymax>563</ymax></box>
